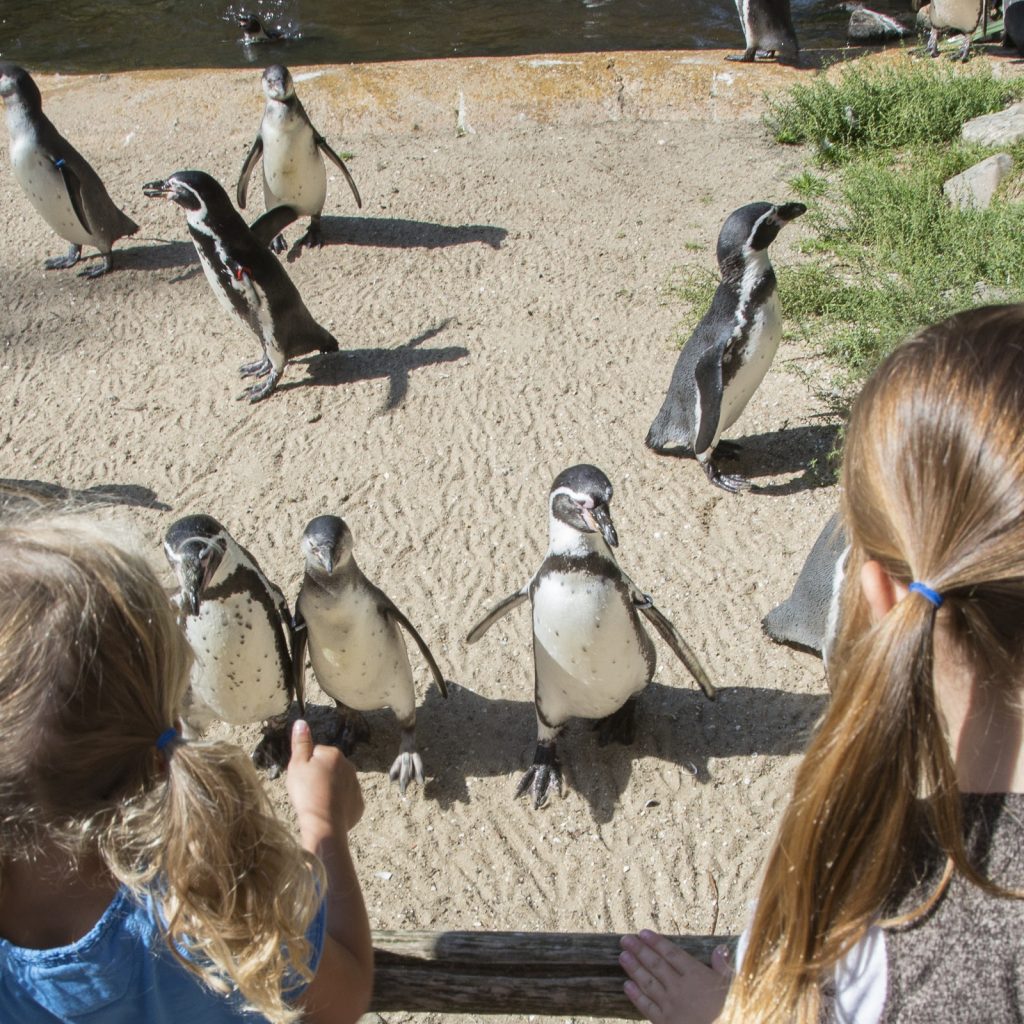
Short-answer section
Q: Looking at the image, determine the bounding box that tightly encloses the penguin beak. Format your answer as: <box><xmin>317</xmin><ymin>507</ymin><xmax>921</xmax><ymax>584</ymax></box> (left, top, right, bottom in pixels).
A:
<box><xmin>313</xmin><ymin>546</ymin><xmax>334</xmax><ymax>575</ymax></box>
<box><xmin>178</xmin><ymin>557</ymin><xmax>204</xmax><ymax>617</ymax></box>
<box><xmin>773</xmin><ymin>202</ymin><xmax>807</xmax><ymax>223</ymax></box>
<box><xmin>142</xmin><ymin>179</ymin><xmax>173</xmax><ymax>199</ymax></box>
<box><xmin>581</xmin><ymin>505</ymin><xmax>619</xmax><ymax>548</ymax></box>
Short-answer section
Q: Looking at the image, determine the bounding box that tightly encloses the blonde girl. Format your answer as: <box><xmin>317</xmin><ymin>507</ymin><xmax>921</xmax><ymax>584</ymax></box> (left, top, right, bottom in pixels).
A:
<box><xmin>0</xmin><ymin>516</ymin><xmax>373</xmax><ymax>1023</ymax></box>
<box><xmin>621</xmin><ymin>304</ymin><xmax>1024</xmax><ymax>1022</ymax></box>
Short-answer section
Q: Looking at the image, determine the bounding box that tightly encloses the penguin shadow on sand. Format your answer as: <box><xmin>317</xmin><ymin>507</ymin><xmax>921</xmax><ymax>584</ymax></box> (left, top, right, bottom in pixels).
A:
<box><xmin>318</xmin><ymin>681</ymin><xmax>540</xmax><ymax>811</ymax></box>
<box><xmin>290</xmin><ymin>215</ymin><xmax>507</xmax><ymax>260</ymax></box>
<box><xmin>107</xmin><ymin>239</ymin><xmax>199</xmax><ymax>276</ymax></box>
<box><xmin>0</xmin><ymin>478</ymin><xmax>170</xmax><ymax>512</ymax></box>
<box><xmin>281</xmin><ymin>318</ymin><xmax>468</xmax><ymax>409</ymax></box>
<box><xmin>660</xmin><ymin>421</ymin><xmax>840</xmax><ymax>498</ymax></box>
<box><xmin>562</xmin><ymin>681</ymin><xmax>829</xmax><ymax>824</ymax></box>
<box><xmin>332</xmin><ymin>679</ymin><xmax>828</xmax><ymax>823</ymax></box>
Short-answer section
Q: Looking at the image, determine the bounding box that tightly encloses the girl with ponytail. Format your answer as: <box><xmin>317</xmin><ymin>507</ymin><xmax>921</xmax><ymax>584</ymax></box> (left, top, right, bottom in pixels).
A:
<box><xmin>621</xmin><ymin>304</ymin><xmax>1024</xmax><ymax>1023</ymax></box>
<box><xmin>0</xmin><ymin>516</ymin><xmax>373</xmax><ymax>1023</ymax></box>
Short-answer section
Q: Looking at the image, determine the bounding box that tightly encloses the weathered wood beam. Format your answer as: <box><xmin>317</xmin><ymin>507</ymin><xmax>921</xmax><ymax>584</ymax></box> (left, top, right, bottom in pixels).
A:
<box><xmin>369</xmin><ymin>930</ymin><xmax>735</xmax><ymax>1018</ymax></box>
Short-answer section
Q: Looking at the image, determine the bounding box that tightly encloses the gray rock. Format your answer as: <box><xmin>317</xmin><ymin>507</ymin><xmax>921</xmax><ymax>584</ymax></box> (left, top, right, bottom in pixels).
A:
<box><xmin>943</xmin><ymin>153</ymin><xmax>1014</xmax><ymax>209</ymax></box>
<box><xmin>847</xmin><ymin>6</ymin><xmax>913</xmax><ymax>41</ymax></box>
<box><xmin>962</xmin><ymin>102</ymin><xmax>1024</xmax><ymax>146</ymax></box>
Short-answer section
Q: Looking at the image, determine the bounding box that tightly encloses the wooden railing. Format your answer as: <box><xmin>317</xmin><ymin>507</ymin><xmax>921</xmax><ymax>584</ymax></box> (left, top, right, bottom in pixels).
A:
<box><xmin>370</xmin><ymin>930</ymin><xmax>735</xmax><ymax>1018</ymax></box>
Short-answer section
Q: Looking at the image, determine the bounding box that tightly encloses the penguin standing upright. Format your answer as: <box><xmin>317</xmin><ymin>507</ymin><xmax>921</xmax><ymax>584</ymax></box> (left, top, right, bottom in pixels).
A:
<box><xmin>466</xmin><ymin>465</ymin><xmax>716</xmax><ymax>809</ymax></box>
<box><xmin>729</xmin><ymin>0</ymin><xmax>800</xmax><ymax>64</ymax></box>
<box><xmin>645</xmin><ymin>201</ymin><xmax>806</xmax><ymax>492</ymax></box>
<box><xmin>237</xmin><ymin>65</ymin><xmax>362</xmax><ymax>253</ymax></box>
<box><xmin>143</xmin><ymin>170</ymin><xmax>338</xmax><ymax>401</ymax></box>
<box><xmin>0</xmin><ymin>64</ymin><xmax>138</xmax><ymax>278</ymax></box>
<box><xmin>1004</xmin><ymin>0</ymin><xmax>1024</xmax><ymax>56</ymax></box>
<box><xmin>916</xmin><ymin>0</ymin><xmax>983</xmax><ymax>60</ymax></box>
<box><xmin>293</xmin><ymin>515</ymin><xmax>448</xmax><ymax>794</ymax></box>
<box><xmin>163</xmin><ymin>514</ymin><xmax>302</xmax><ymax>774</ymax></box>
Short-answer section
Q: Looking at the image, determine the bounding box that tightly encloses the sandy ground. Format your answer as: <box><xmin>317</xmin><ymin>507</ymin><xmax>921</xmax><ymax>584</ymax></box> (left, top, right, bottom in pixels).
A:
<box><xmin>0</xmin><ymin>56</ymin><xmax>843</xmax><ymax>1022</ymax></box>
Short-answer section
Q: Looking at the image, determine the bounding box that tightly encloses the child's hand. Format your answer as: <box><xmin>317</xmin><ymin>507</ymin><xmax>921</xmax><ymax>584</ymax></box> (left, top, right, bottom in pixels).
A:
<box><xmin>619</xmin><ymin>931</ymin><xmax>732</xmax><ymax>1024</ymax></box>
<box><xmin>286</xmin><ymin>719</ymin><xmax>364</xmax><ymax>838</ymax></box>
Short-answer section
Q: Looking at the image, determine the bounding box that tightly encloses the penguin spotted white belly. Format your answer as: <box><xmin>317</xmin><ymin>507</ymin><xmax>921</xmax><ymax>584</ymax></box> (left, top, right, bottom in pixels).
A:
<box><xmin>10</xmin><ymin>138</ymin><xmax>93</xmax><ymax>246</ymax></box>
<box><xmin>304</xmin><ymin>588</ymin><xmax>415</xmax><ymax>715</ymax></box>
<box><xmin>185</xmin><ymin>595</ymin><xmax>289</xmax><ymax>726</ymax></box>
<box><xmin>532</xmin><ymin>573</ymin><xmax>647</xmax><ymax>722</ymax></box>
<box><xmin>261</xmin><ymin>120</ymin><xmax>326</xmax><ymax>217</ymax></box>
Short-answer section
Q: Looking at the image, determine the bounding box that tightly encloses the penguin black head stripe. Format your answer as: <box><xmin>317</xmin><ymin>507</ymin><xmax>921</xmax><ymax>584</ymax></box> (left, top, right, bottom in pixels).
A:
<box><xmin>164</xmin><ymin>514</ymin><xmax>230</xmax><ymax>616</ymax></box>
<box><xmin>549</xmin><ymin>464</ymin><xmax>618</xmax><ymax>548</ymax></box>
<box><xmin>143</xmin><ymin>170</ymin><xmax>233</xmax><ymax>222</ymax></box>
<box><xmin>0</xmin><ymin>64</ymin><xmax>40</xmax><ymax>111</ymax></box>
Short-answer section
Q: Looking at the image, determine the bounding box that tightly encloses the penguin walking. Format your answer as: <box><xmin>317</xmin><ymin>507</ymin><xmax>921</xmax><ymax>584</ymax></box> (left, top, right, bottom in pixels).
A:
<box><xmin>916</xmin><ymin>0</ymin><xmax>984</xmax><ymax>60</ymax></box>
<box><xmin>293</xmin><ymin>515</ymin><xmax>448</xmax><ymax>795</ymax></box>
<box><xmin>466</xmin><ymin>465</ymin><xmax>716</xmax><ymax>809</ymax></box>
<box><xmin>729</xmin><ymin>0</ymin><xmax>800</xmax><ymax>65</ymax></box>
<box><xmin>645</xmin><ymin>201</ymin><xmax>806</xmax><ymax>492</ymax></box>
<box><xmin>237</xmin><ymin>65</ymin><xmax>362</xmax><ymax>253</ymax></box>
<box><xmin>761</xmin><ymin>511</ymin><xmax>848</xmax><ymax>668</ymax></box>
<box><xmin>163</xmin><ymin>514</ymin><xmax>302</xmax><ymax>775</ymax></box>
<box><xmin>0</xmin><ymin>64</ymin><xmax>138</xmax><ymax>278</ymax></box>
<box><xmin>142</xmin><ymin>169</ymin><xmax>338</xmax><ymax>401</ymax></box>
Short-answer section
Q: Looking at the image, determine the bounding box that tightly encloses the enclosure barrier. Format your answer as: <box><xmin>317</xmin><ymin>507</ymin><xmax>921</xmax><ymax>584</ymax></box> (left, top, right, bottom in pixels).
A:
<box><xmin>369</xmin><ymin>930</ymin><xmax>735</xmax><ymax>1018</ymax></box>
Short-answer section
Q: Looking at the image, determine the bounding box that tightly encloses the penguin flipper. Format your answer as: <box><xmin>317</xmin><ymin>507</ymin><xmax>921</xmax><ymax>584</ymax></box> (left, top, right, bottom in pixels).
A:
<box><xmin>466</xmin><ymin>589</ymin><xmax>529</xmax><ymax>643</ymax></box>
<box><xmin>237</xmin><ymin>136</ymin><xmax>264</xmax><ymax>209</ymax></box>
<box><xmin>693</xmin><ymin>346</ymin><xmax>726</xmax><ymax>458</ymax></box>
<box><xmin>291</xmin><ymin>610</ymin><xmax>308</xmax><ymax>715</ymax></box>
<box><xmin>635</xmin><ymin>597</ymin><xmax>717</xmax><ymax>700</ymax></box>
<box><xmin>316</xmin><ymin>134</ymin><xmax>363</xmax><ymax>209</ymax></box>
<box><xmin>249</xmin><ymin>205</ymin><xmax>300</xmax><ymax>248</ymax></box>
<box><xmin>382</xmin><ymin>603</ymin><xmax>449</xmax><ymax>699</ymax></box>
<box><xmin>51</xmin><ymin>156</ymin><xmax>94</xmax><ymax>238</ymax></box>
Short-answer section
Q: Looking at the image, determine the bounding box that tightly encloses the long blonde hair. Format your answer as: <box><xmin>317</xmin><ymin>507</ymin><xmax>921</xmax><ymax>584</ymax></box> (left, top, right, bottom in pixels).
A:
<box><xmin>722</xmin><ymin>304</ymin><xmax>1024</xmax><ymax>1023</ymax></box>
<box><xmin>0</xmin><ymin>515</ymin><xmax>323</xmax><ymax>1024</ymax></box>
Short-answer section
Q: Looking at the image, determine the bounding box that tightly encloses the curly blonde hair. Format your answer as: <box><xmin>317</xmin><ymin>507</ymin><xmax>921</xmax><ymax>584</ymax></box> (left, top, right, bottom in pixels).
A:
<box><xmin>0</xmin><ymin>514</ymin><xmax>323</xmax><ymax>1023</ymax></box>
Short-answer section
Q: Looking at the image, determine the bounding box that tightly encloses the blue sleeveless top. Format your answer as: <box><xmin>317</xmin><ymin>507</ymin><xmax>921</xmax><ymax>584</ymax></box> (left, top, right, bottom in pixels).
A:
<box><xmin>0</xmin><ymin>886</ymin><xmax>326</xmax><ymax>1022</ymax></box>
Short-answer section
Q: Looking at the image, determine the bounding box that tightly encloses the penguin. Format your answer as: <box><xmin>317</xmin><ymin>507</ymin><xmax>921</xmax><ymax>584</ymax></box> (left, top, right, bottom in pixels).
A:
<box><xmin>1002</xmin><ymin>0</ymin><xmax>1024</xmax><ymax>55</ymax></box>
<box><xmin>292</xmin><ymin>515</ymin><xmax>448</xmax><ymax>795</ymax></box>
<box><xmin>238</xmin><ymin>13</ymin><xmax>284</xmax><ymax>44</ymax></box>
<box><xmin>645</xmin><ymin>201</ymin><xmax>806</xmax><ymax>493</ymax></box>
<box><xmin>466</xmin><ymin>464</ymin><xmax>716</xmax><ymax>809</ymax></box>
<box><xmin>142</xmin><ymin>170</ymin><xmax>338</xmax><ymax>401</ymax></box>
<box><xmin>237</xmin><ymin>65</ymin><xmax>361</xmax><ymax>253</ymax></box>
<box><xmin>163</xmin><ymin>513</ymin><xmax>302</xmax><ymax>774</ymax></box>
<box><xmin>916</xmin><ymin>0</ymin><xmax>984</xmax><ymax>60</ymax></box>
<box><xmin>0</xmin><ymin>64</ymin><xmax>138</xmax><ymax>278</ymax></box>
<box><xmin>761</xmin><ymin>511</ymin><xmax>848</xmax><ymax>668</ymax></box>
<box><xmin>728</xmin><ymin>0</ymin><xmax>800</xmax><ymax>65</ymax></box>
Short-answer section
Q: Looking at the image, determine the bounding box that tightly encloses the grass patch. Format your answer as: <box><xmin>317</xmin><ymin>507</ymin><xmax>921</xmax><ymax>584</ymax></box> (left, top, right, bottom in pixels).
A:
<box><xmin>765</xmin><ymin>59</ymin><xmax>1024</xmax><ymax>164</ymax></box>
<box><xmin>760</xmin><ymin>58</ymin><xmax>1024</xmax><ymax>396</ymax></box>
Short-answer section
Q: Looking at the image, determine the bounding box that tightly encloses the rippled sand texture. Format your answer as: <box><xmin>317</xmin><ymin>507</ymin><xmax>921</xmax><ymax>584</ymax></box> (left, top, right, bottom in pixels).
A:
<box><xmin>0</xmin><ymin>58</ymin><xmax>837</xmax><ymax>1023</ymax></box>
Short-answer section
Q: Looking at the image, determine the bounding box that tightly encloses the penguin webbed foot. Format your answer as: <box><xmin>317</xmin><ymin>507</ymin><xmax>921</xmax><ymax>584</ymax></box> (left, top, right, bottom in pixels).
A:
<box><xmin>239</xmin><ymin>357</ymin><xmax>273</xmax><ymax>379</ymax></box>
<box><xmin>241</xmin><ymin>369</ymin><xmax>283</xmax><ymax>402</ymax></box>
<box><xmin>389</xmin><ymin>750</ymin><xmax>425</xmax><ymax>796</ymax></box>
<box><xmin>252</xmin><ymin>721</ymin><xmax>291</xmax><ymax>778</ymax></box>
<box><xmin>594</xmin><ymin>699</ymin><xmax>637</xmax><ymax>747</ymax></box>
<box><xmin>726</xmin><ymin>48</ymin><xmax>757</xmax><ymax>62</ymax></box>
<box><xmin>294</xmin><ymin>220</ymin><xmax>324</xmax><ymax>252</ymax></box>
<box><xmin>703</xmin><ymin>458</ymin><xmax>753</xmax><ymax>494</ymax></box>
<box><xmin>78</xmin><ymin>254</ymin><xmax>113</xmax><ymax>279</ymax></box>
<box><xmin>270</xmin><ymin>233</ymin><xmax>287</xmax><ymax>254</ymax></box>
<box><xmin>515</xmin><ymin>742</ymin><xmax>562</xmax><ymax>809</ymax></box>
<box><xmin>44</xmin><ymin>244</ymin><xmax>82</xmax><ymax>271</ymax></box>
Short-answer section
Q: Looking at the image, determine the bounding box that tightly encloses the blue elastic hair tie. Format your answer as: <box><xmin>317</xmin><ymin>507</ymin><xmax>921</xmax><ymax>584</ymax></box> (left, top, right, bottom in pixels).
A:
<box><xmin>155</xmin><ymin>727</ymin><xmax>179</xmax><ymax>752</ymax></box>
<box><xmin>909</xmin><ymin>582</ymin><xmax>943</xmax><ymax>609</ymax></box>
